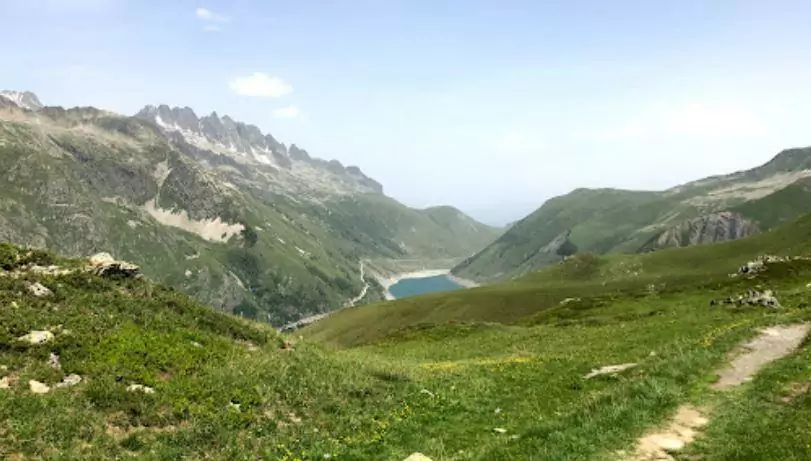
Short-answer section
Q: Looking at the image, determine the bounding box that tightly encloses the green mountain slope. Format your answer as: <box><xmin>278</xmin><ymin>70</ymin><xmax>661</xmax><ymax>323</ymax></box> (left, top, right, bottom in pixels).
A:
<box><xmin>451</xmin><ymin>188</ymin><xmax>662</xmax><ymax>280</ymax></box>
<box><xmin>453</xmin><ymin>147</ymin><xmax>811</xmax><ymax>281</ymax></box>
<box><xmin>0</xmin><ymin>97</ymin><xmax>499</xmax><ymax>325</ymax></box>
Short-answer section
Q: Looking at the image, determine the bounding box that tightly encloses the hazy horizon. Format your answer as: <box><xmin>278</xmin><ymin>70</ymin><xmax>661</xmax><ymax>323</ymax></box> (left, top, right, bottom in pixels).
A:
<box><xmin>4</xmin><ymin>0</ymin><xmax>811</xmax><ymax>225</ymax></box>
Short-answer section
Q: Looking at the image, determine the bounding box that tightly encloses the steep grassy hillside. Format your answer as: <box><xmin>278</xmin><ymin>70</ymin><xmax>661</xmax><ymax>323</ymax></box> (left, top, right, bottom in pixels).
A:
<box><xmin>0</xmin><ymin>245</ymin><xmax>420</xmax><ymax>459</ymax></box>
<box><xmin>453</xmin><ymin>147</ymin><xmax>811</xmax><ymax>282</ymax></box>
<box><xmin>308</xmin><ymin>196</ymin><xmax>499</xmax><ymax>260</ymax></box>
<box><xmin>730</xmin><ymin>177</ymin><xmax>811</xmax><ymax>230</ymax></box>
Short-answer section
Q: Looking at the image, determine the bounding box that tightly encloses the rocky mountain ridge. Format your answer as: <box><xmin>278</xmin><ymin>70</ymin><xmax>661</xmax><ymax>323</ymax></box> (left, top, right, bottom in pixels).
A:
<box><xmin>136</xmin><ymin>104</ymin><xmax>383</xmax><ymax>196</ymax></box>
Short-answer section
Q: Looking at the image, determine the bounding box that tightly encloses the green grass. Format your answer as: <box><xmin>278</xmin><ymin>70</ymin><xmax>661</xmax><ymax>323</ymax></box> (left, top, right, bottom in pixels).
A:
<box><xmin>0</xmin><ymin>247</ymin><xmax>418</xmax><ymax>460</ymax></box>
<box><xmin>322</xmin><ymin>260</ymin><xmax>811</xmax><ymax>459</ymax></box>
<box><xmin>5</xmin><ymin>213</ymin><xmax>811</xmax><ymax>459</ymax></box>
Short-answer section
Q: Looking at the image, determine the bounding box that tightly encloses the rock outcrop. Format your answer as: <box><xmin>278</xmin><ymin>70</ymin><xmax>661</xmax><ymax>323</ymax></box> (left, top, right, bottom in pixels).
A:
<box><xmin>732</xmin><ymin>254</ymin><xmax>811</xmax><ymax>278</ymax></box>
<box><xmin>87</xmin><ymin>253</ymin><xmax>141</xmax><ymax>279</ymax></box>
<box><xmin>641</xmin><ymin>211</ymin><xmax>759</xmax><ymax>252</ymax></box>
<box><xmin>709</xmin><ymin>289</ymin><xmax>781</xmax><ymax>308</ymax></box>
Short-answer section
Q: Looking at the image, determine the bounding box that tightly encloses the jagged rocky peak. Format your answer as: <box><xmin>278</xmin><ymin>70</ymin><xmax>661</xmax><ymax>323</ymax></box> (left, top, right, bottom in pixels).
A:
<box><xmin>0</xmin><ymin>90</ymin><xmax>44</xmax><ymax>111</ymax></box>
<box><xmin>137</xmin><ymin>104</ymin><xmax>282</xmax><ymax>166</ymax></box>
<box><xmin>288</xmin><ymin>144</ymin><xmax>311</xmax><ymax>161</ymax></box>
<box><xmin>641</xmin><ymin>211</ymin><xmax>760</xmax><ymax>252</ymax></box>
<box><xmin>136</xmin><ymin>103</ymin><xmax>383</xmax><ymax>193</ymax></box>
<box><xmin>137</xmin><ymin>105</ymin><xmax>200</xmax><ymax>131</ymax></box>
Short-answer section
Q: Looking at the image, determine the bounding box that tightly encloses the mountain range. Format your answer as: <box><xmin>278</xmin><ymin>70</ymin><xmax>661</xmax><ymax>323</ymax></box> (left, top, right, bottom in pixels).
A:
<box><xmin>0</xmin><ymin>90</ymin><xmax>500</xmax><ymax>324</ymax></box>
<box><xmin>7</xmin><ymin>87</ymin><xmax>811</xmax><ymax>324</ymax></box>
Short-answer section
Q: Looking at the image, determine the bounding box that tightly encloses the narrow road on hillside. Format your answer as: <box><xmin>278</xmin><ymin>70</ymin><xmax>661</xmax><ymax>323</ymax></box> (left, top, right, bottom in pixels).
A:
<box><xmin>277</xmin><ymin>259</ymin><xmax>369</xmax><ymax>331</ymax></box>
<box><xmin>347</xmin><ymin>259</ymin><xmax>369</xmax><ymax>307</ymax></box>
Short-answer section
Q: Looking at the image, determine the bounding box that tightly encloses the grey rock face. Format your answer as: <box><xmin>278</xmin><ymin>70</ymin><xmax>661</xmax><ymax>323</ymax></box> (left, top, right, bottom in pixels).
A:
<box><xmin>0</xmin><ymin>91</ymin><xmax>44</xmax><ymax>110</ymax></box>
<box><xmin>643</xmin><ymin>211</ymin><xmax>759</xmax><ymax>251</ymax></box>
<box><xmin>541</xmin><ymin>229</ymin><xmax>576</xmax><ymax>257</ymax></box>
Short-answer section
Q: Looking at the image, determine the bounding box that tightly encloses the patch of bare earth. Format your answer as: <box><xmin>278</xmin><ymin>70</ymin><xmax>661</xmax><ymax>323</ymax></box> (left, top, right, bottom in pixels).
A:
<box><xmin>622</xmin><ymin>323</ymin><xmax>810</xmax><ymax>460</ymax></box>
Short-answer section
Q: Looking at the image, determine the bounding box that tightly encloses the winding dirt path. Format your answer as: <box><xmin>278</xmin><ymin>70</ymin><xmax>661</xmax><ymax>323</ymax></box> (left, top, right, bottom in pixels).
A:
<box><xmin>624</xmin><ymin>323</ymin><xmax>810</xmax><ymax>461</ymax></box>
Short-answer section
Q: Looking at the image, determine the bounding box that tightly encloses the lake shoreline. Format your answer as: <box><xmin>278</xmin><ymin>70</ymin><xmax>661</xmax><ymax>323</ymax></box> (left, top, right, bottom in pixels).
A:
<box><xmin>374</xmin><ymin>269</ymin><xmax>479</xmax><ymax>300</ymax></box>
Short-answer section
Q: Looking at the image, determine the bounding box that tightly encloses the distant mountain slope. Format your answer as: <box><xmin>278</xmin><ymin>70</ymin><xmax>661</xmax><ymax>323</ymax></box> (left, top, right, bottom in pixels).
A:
<box><xmin>453</xmin><ymin>147</ymin><xmax>811</xmax><ymax>281</ymax></box>
<box><xmin>452</xmin><ymin>188</ymin><xmax>660</xmax><ymax>280</ymax></box>
<box><xmin>0</xmin><ymin>93</ymin><xmax>499</xmax><ymax>324</ymax></box>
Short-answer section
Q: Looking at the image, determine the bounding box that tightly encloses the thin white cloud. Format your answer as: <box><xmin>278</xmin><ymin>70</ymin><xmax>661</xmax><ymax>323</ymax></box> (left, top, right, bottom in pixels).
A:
<box><xmin>196</xmin><ymin>7</ymin><xmax>229</xmax><ymax>22</ymax></box>
<box><xmin>203</xmin><ymin>24</ymin><xmax>221</xmax><ymax>32</ymax></box>
<box><xmin>272</xmin><ymin>105</ymin><xmax>301</xmax><ymax>119</ymax></box>
<box><xmin>230</xmin><ymin>73</ymin><xmax>292</xmax><ymax>98</ymax></box>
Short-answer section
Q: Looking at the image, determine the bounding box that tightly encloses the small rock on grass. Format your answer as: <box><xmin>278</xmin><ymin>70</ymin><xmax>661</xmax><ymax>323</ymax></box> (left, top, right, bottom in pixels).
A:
<box><xmin>583</xmin><ymin>363</ymin><xmax>638</xmax><ymax>379</ymax></box>
<box><xmin>49</xmin><ymin>353</ymin><xmax>61</xmax><ymax>370</ymax></box>
<box><xmin>0</xmin><ymin>376</ymin><xmax>11</xmax><ymax>389</ymax></box>
<box><xmin>493</xmin><ymin>428</ymin><xmax>508</xmax><ymax>434</ymax></box>
<box><xmin>419</xmin><ymin>388</ymin><xmax>435</xmax><ymax>398</ymax></box>
<box><xmin>56</xmin><ymin>374</ymin><xmax>82</xmax><ymax>388</ymax></box>
<box><xmin>17</xmin><ymin>330</ymin><xmax>54</xmax><ymax>345</ymax></box>
<box><xmin>404</xmin><ymin>454</ymin><xmax>433</xmax><ymax>461</ymax></box>
<box><xmin>29</xmin><ymin>380</ymin><xmax>50</xmax><ymax>394</ymax></box>
<box><xmin>26</xmin><ymin>282</ymin><xmax>52</xmax><ymax>297</ymax></box>
<box><xmin>127</xmin><ymin>384</ymin><xmax>155</xmax><ymax>394</ymax></box>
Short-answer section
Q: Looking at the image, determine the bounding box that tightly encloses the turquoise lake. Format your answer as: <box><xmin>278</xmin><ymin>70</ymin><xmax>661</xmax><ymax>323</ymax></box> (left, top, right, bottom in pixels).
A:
<box><xmin>388</xmin><ymin>275</ymin><xmax>463</xmax><ymax>299</ymax></box>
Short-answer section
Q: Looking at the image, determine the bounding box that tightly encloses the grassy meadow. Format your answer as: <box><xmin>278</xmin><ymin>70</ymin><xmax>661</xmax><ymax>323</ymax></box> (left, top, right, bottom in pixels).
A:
<box><xmin>3</xmin><ymin>214</ymin><xmax>811</xmax><ymax>459</ymax></box>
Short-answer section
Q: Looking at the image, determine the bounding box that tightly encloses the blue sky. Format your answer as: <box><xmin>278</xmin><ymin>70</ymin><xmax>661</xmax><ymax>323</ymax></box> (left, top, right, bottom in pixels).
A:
<box><xmin>3</xmin><ymin>0</ymin><xmax>811</xmax><ymax>225</ymax></box>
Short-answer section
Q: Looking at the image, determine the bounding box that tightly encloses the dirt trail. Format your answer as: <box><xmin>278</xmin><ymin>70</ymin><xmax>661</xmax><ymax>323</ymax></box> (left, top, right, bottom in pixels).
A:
<box><xmin>624</xmin><ymin>323</ymin><xmax>810</xmax><ymax>461</ymax></box>
<box><xmin>713</xmin><ymin>324</ymin><xmax>810</xmax><ymax>389</ymax></box>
